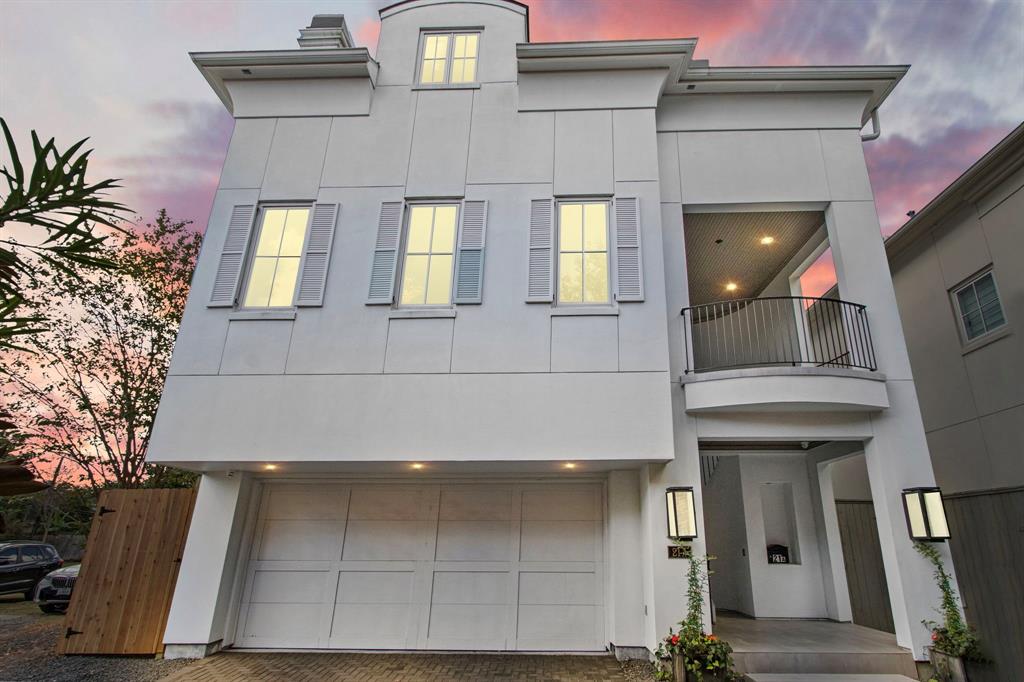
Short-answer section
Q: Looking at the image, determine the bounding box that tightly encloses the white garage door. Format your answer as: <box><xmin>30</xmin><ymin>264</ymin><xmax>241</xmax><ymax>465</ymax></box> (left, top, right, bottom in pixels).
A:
<box><xmin>233</xmin><ymin>482</ymin><xmax>605</xmax><ymax>651</ymax></box>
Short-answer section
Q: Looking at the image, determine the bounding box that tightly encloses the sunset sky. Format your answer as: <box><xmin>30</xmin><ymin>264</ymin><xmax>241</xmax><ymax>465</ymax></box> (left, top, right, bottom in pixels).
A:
<box><xmin>2</xmin><ymin>0</ymin><xmax>1023</xmax><ymax>279</ymax></box>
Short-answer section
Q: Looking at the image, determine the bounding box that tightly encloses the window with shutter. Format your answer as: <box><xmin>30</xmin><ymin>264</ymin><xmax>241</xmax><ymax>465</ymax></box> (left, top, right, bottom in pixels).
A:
<box><xmin>526</xmin><ymin>199</ymin><xmax>553</xmax><ymax>302</ymax></box>
<box><xmin>208</xmin><ymin>204</ymin><xmax>257</xmax><ymax>307</ymax></box>
<box><xmin>557</xmin><ymin>201</ymin><xmax>610</xmax><ymax>305</ymax></box>
<box><xmin>367</xmin><ymin>202</ymin><xmax>404</xmax><ymax>304</ymax></box>
<box><xmin>453</xmin><ymin>200</ymin><xmax>487</xmax><ymax>304</ymax></box>
<box><xmin>398</xmin><ymin>204</ymin><xmax>459</xmax><ymax>306</ymax></box>
<box><xmin>295</xmin><ymin>203</ymin><xmax>340</xmax><ymax>307</ymax></box>
<box><xmin>614</xmin><ymin>197</ymin><xmax>644</xmax><ymax>302</ymax></box>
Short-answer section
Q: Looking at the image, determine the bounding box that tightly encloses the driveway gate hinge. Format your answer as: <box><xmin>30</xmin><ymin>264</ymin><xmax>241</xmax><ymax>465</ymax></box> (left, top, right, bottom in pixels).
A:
<box><xmin>65</xmin><ymin>627</ymin><xmax>83</xmax><ymax>638</ymax></box>
<box><xmin>98</xmin><ymin>506</ymin><xmax>116</xmax><ymax>516</ymax></box>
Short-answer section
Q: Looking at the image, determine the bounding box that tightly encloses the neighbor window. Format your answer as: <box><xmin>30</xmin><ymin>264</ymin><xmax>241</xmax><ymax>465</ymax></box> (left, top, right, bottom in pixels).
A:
<box><xmin>419</xmin><ymin>32</ymin><xmax>479</xmax><ymax>85</ymax></box>
<box><xmin>558</xmin><ymin>201</ymin><xmax>609</xmax><ymax>304</ymax></box>
<box><xmin>953</xmin><ymin>271</ymin><xmax>1006</xmax><ymax>341</ymax></box>
<box><xmin>400</xmin><ymin>204</ymin><xmax>458</xmax><ymax>306</ymax></box>
<box><xmin>242</xmin><ymin>207</ymin><xmax>310</xmax><ymax>308</ymax></box>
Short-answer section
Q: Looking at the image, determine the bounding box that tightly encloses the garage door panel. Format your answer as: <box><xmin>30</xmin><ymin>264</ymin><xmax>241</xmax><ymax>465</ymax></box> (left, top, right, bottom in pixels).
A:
<box><xmin>264</xmin><ymin>487</ymin><xmax>347</xmax><ymax>520</ymax></box>
<box><xmin>436</xmin><ymin>520</ymin><xmax>511</xmax><ymax>561</ymax></box>
<box><xmin>330</xmin><ymin>603</ymin><xmax>416</xmax><ymax>648</ymax></box>
<box><xmin>428</xmin><ymin>604</ymin><xmax>508</xmax><ymax>639</ymax></box>
<box><xmin>439</xmin><ymin>487</ymin><xmax>513</xmax><ymax>520</ymax></box>
<box><xmin>522</xmin><ymin>488</ymin><xmax>599</xmax><ymax>521</ymax></box>
<box><xmin>342</xmin><ymin>520</ymin><xmax>435</xmax><ymax>560</ymax></box>
<box><xmin>349</xmin><ymin>487</ymin><xmax>437</xmax><ymax>520</ymax></box>
<box><xmin>519</xmin><ymin>571</ymin><xmax>597</xmax><ymax>605</ymax></box>
<box><xmin>258</xmin><ymin>520</ymin><xmax>345</xmax><ymax>560</ymax></box>
<box><xmin>431</xmin><ymin>571</ymin><xmax>508</xmax><ymax>604</ymax></box>
<box><xmin>520</xmin><ymin>520</ymin><xmax>598</xmax><ymax>561</ymax></box>
<box><xmin>250</xmin><ymin>570</ymin><xmax>326</xmax><ymax>603</ymax></box>
<box><xmin>516</xmin><ymin>604</ymin><xmax>599</xmax><ymax>650</ymax></box>
<box><xmin>336</xmin><ymin>570</ymin><xmax>415</xmax><ymax>604</ymax></box>
<box><xmin>242</xmin><ymin>602</ymin><xmax>323</xmax><ymax>644</ymax></box>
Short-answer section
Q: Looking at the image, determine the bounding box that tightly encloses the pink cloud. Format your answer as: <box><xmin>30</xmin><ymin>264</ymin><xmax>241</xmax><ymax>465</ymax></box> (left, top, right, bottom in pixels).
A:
<box><xmin>355</xmin><ymin>17</ymin><xmax>381</xmax><ymax>55</ymax></box>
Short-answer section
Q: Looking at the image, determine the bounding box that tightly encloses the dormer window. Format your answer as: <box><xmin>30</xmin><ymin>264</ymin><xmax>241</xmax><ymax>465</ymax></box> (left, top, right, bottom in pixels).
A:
<box><xmin>418</xmin><ymin>31</ymin><xmax>479</xmax><ymax>85</ymax></box>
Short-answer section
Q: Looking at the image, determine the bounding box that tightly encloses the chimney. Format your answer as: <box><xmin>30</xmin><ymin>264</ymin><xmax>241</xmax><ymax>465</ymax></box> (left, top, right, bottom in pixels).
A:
<box><xmin>297</xmin><ymin>15</ymin><xmax>354</xmax><ymax>49</ymax></box>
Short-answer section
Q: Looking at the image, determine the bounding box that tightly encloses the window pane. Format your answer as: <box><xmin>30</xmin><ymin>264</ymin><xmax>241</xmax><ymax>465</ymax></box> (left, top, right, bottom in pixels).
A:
<box><xmin>243</xmin><ymin>257</ymin><xmax>277</xmax><ymax>308</ymax></box>
<box><xmin>962</xmin><ymin>311</ymin><xmax>985</xmax><ymax>339</ymax></box>
<box><xmin>583</xmin><ymin>203</ymin><xmax>607</xmax><ymax>251</ymax></box>
<box><xmin>461</xmin><ymin>59</ymin><xmax>476</xmax><ymax>82</ymax></box>
<box><xmin>425</xmin><ymin>254</ymin><xmax>453</xmax><ymax>305</ymax></box>
<box><xmin>407</xmin><ymin>206</ymin><xmax>434</xmax><ymax>253</ymax></box>
<box><xmin>268</xmin><ymin>257</ymin><xmax>299</xmax><ymax>307</ymax></box>
<box><xmin>451</xmin><ymin>60</ymin><xmax>464</xmax><ymax>83</ymax></box>
<box><xmin>279</xmin><ymin>208</ymin><xmax>309</xmax><ymax>257</ymax></box>
<box><xmin>255</xmin><ymin>209</ymin><xmax>287</xmax><ymax>256</ymax></box>
<box><xmin>454</xmin><ymin>34</ymin><xmax>467</xmax><ymax>58</ymax></box>
<box><xmin>584</xmin><ymin>252</ymin><xmax>609</xmax><ymax>303</ymax></box>
<box><xmin>560</xmin><ymin>204</ymin><xmax>583</xmax><ymax>252</ymax></box>
<box><xmin>401</xmin><ymin>254</ymin><xmax>429</xmax><ymax>305</ymax></box>
<box><xmin>425</xmin><ymin>35</ymin><xmax>438</xmax><ymax>58</ymax></box>
<box><xmin>956</xmin><ymin>286</ymin><xmax>979</xmax><ymax>315</ymax></box>
<box><xmin>559</xmin><ymin>252</ymin><xmax>583</xmax><ymax>303</ymax></box>
<box><xmin>432</xmin><ymin>206</ymin><xmax>457</xmax><ymax>252</ymax></box>
<box><xmin>464</xmin><ymin>34</ymin><xmax>478</xmax><ymax>57</ymax></box>
<box><xmin>433</xmin><ymin>35</ymin><xmax>448</xmax><ymax>59</ymax></box>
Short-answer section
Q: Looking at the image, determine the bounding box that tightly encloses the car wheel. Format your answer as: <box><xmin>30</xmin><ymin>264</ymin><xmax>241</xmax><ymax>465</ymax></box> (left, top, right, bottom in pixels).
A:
<box><xmin>39</xmin><ymin>604</ymin><xmax>63</xmax><ymax>614</ymax></box>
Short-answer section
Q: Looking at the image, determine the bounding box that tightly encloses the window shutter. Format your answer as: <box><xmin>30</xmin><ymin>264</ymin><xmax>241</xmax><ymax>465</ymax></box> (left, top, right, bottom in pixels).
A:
<box><xmin>296</xmin><ymin>203</ymin><xmax>339</xmax><ymax>307</ymax></box>
<box><xmin>453</xmin><ymin>200</ymin><xmax>487</xmax><ymax>304</ymax></box>
<box><xmin>366</xmin><ymin>201</ymin><xmax>403</xmax><ymax>304</ymax></box>
<box><xmin>208</xmin><ymin>204</ymin><xmax>257</xmax><ymax>307</ymax></box>
<box><xmin>614</xmin><ymin>197</ymin><xmax>644</xmax><ymax>302</ymax></box>
<box><xmin>526</xmin><ymin>198</ymin><xmax>554</xmax><ymax>302</ymax></box>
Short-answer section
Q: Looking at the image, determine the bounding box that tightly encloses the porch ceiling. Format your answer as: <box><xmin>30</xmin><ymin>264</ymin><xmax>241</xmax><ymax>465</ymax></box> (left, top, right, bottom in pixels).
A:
<box><xmin>684</xmin><ymin>211</ymin><xmax>824</xmax><ymax>306</ymax></box>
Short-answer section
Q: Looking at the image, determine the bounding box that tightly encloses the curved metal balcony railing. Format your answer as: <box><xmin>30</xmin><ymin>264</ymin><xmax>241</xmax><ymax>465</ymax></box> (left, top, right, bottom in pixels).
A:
<box><xmin>681</xmin><ymin>296</ymin><xmax>877</xmax><ymax>374</ymax></box>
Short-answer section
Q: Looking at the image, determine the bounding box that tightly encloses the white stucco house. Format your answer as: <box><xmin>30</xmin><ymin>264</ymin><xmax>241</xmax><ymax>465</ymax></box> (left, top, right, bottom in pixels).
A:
<box><xmin>149</xmin><ymin>0</ymin><xmax>957</xmax><ymax>671</ymax></box>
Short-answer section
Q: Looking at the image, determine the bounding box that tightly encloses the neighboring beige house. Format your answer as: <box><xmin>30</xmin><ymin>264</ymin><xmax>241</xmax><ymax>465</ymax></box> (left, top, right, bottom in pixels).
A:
<box><xmin>888</xmin><ymin>123</ymin><xmax>1024</xmax><ymax>493</ymax></box>
<box><xmin>887</xmin><ymin>122</ymin><xmax>1024</xmax><ymax>682</ymax></box>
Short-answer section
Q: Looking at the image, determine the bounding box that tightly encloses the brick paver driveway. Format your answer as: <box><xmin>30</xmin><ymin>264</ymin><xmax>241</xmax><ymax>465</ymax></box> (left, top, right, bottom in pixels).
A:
<box><xmin>161</xmin><ymin>651</ymin><xmax>634</xmax><ymax>682</ymax></box>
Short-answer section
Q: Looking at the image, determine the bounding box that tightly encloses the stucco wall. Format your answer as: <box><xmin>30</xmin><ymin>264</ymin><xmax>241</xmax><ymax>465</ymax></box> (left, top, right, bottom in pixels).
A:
<box><xmin>890</xmin><ymin>167</ymin><xmax>1024</xmax><ymax>492</ymax></box>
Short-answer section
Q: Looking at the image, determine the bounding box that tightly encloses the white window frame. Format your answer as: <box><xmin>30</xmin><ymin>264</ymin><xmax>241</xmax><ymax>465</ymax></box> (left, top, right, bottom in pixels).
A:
<box><xmin>415</xmin><ymin>30</ymin><xmax>481</xmax><ymax>87</ymax></box>
<box><xmin>396</xmin><ymin>201</ymin><xmax>461</xmax><ymax>308</ymax></box>
<box><xmin>239</xmin><ymin>204</ymin><xmax>313</xmax><ymax>310</ymax></box>
<box><xmin>951</xmin><ymin>268</ymin><xmax>1007</xmax><ymax>343</ymax></box>
<box><xmin>555</xmin><ymin>199</ymin><xmax>612</xmax><ymax>307</ymax></box>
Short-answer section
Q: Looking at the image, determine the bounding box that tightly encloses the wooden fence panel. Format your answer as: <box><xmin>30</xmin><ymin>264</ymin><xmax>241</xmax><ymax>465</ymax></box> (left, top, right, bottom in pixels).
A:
<box><xmin>836</xmin><ymin>500</ymin><xmax>895</xmax><ymax>634</ymax></box>
<box><xmin>57</xmin><ymin>488</ymin><xmax>196</xmax><ymax>655</ymax></box>
<box><xmin>944</xmin><ymin>488</ymin><xmax>1024</xmax><ymax>682</ymax></box>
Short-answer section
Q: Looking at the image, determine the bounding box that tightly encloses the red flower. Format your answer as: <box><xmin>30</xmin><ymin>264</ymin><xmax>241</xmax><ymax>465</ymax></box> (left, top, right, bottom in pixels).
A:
<box><xmin>707</xmin><ymin>635</ymin><xmax>717</xmax><ymax>641</ymax></box>
<box><xmin>932</xmin><ymin>632</ymin><xmax>939</xmax><ymax>642</ymax></box>
<box><xmin>670</xmin><ymin>635</ymin><xmax>680</xmax><ymax>645</ymax></box>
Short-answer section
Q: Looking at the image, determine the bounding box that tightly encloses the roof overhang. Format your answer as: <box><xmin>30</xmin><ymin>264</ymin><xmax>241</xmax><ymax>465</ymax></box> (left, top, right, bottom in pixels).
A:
<box><xmin>191</xmin><ymin>48</ymin><xmax>379</xmax><ymax>114</ymax></box>
<box><xmin>517</xmin><ymin>39</ymin><xmax>696</xmax><ymax>90</ymax></box>
<box><xmin>672</xmin><ymin>64</ymin><xmax>910</xmax><ymax>126</ymax></box>
<box><xmin>886</xmin><ymin>122</ymin><xmax>1024</xmax><ymax>259</ymax></box>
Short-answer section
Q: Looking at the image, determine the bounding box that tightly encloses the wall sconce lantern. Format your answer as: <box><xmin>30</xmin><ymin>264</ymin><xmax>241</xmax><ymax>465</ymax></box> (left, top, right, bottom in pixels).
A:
<box><xmin>902</xmin><ymin>487</ymin><xmax>950</xmax><ymax>542</ymax></box>
<box><xmin>666</xmin><ymin>487</ymin><xmax>698</xmax><ymax>540</ymax></box>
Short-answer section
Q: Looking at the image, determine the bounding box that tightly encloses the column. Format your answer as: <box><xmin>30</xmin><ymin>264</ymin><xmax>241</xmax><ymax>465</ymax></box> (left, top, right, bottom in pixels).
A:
<box><xmin>826</xmin><ymin>200</ymin><xmax>959</xmax><ymax>658</ymax></box>
<box><xmin>164</xmin><ymin>472</ymin><xmax>253</xmax><ymax>659</ymax></box>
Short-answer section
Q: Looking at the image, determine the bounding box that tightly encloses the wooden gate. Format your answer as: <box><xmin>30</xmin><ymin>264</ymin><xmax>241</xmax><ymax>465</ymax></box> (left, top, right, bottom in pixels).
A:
<box><xmin>835</xmin><ymin>500</ymin><xmax>895</xmax><ymax>634</ymax></box>
<box><xmin>58</xmin><ymin>488</ymin><xmax>196</xmax><ymax>655</ymax></box>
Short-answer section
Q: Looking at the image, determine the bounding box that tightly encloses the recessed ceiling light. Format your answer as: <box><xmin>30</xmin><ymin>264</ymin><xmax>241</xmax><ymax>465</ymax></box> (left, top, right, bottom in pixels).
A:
<box><xmin>760</xmin><ymin>236</ymin><xmax>775</xmax><ymax>245</ymax></box>
<box><xmin>263</xmin><ymin>464</ymin><xmax>277</xmax><ymax>471</ymax></box>
<box><xmin>411</xmin><ymin>463</ymin><xmax>424</xmax><ymax>470</ymax></box>
<box><xmin>725</xmin><ymin>282</ymin><xmax>738</xmax><ymax>292</ymax></box>
<box><xmin>563</xmin><ymin>462</ymin><xmax>577</xmax><ymax>469</ymax></box>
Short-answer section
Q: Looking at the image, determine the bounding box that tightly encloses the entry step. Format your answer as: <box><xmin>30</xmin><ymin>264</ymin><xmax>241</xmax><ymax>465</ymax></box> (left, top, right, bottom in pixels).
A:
<box><xmin>745</xmin><ymin>671</ymin><xmax>921</xmax><ymax>675</ymax></box>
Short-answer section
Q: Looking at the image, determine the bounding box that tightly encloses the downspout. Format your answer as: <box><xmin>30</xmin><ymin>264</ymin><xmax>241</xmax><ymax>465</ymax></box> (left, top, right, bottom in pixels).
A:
<box><xmin>861</xmin><ymin>108</ymin><xmax>881</xmax><ymax>142</ymax></box>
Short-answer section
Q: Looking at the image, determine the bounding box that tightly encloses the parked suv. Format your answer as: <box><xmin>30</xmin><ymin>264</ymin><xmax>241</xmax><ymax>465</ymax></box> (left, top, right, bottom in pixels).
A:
<box><xmin>35</xmin><ymin>563</ymin><xmax>80</xmax><ymax>613</ymax></box>
<box><xmin>0</xmin><ymin>542</ymin><xmax>63</xmax><ymax>599</ymax></box>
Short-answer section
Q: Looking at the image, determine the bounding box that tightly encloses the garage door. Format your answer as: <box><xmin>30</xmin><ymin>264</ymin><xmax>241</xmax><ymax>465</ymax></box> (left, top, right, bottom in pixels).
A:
<box><xmin>233</xmin><ymin>482</ymin><xmax>605</xmax><ymax>651</ymax></box>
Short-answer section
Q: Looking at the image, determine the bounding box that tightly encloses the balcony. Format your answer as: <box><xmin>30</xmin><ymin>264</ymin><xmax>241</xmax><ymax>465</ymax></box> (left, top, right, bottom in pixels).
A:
<box><xmin>680</xmin><ymin>296</ymin><xmax>887</xmax><ymax>412</ymax></box>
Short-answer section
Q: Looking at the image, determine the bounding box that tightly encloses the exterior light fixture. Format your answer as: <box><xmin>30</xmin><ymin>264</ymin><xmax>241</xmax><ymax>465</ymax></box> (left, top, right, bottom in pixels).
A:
<box><xmin>725</xmin><ymin>282</ymin><xmax>738</xmax><ymax>292</ymax></box>
<box><xmin>666</xmin><ymin>487</ymin><xmax>698</xmax><ymax>540</ymax></box>
<box><xmin>263</xmin><ymin>464</ymin><xmax>277</xmax><ymax>471</ymax></box>
<box><xmin>902</xmin><ymin>487</ymin><xmax>950</xmax><ymax>541</ymax></box>
<box><xmin>411</xmin><ymin>463</ymin><xmax>425</xmax><ymax>470</ymax></box>
<box><xmin>760</xmin><ymin>236</ymin><xmax>775</xmax><ymax>245</ymax></box>
<box><xmin>563</xmin><ymin>462</ymin><xmax>577</xmax><ymax>469</ymax></box>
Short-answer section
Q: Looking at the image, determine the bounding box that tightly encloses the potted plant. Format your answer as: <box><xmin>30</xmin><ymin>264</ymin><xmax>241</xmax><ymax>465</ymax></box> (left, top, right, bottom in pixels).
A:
<box><xmin>914</xmin><ymin>542</ymin><xmax>985</xmax><ymax>682</ymax></box>
<box><xmin>655</xmin><ymin>552</ymin><xmax>738</xmax><ymax>681</ymax></box>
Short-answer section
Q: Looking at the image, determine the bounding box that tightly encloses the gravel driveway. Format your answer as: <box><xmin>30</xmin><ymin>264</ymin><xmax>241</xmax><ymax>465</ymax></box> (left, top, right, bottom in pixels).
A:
<box><xmin>0</xmin><ymin>595</ymin><xmax>194</xmax><ymax>682</ymax></box>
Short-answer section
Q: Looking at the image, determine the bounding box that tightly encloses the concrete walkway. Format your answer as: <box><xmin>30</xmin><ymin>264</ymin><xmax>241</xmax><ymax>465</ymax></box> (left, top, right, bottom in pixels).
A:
<box><xmin>159</xmin><ymin>651</ymin><xmax>635</xmax><ymax>682</ymax></box>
